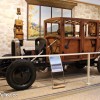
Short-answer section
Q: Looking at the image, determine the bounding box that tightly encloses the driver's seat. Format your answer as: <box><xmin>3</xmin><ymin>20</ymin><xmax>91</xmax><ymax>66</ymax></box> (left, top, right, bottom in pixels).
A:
<box><xmin>35</xmin><ymin>37</ymin><xmax>46</xmax><ymax>55</ymax></box>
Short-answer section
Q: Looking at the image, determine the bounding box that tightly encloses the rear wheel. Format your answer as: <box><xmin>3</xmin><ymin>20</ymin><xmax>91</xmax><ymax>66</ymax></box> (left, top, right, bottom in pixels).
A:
<box><xmin>97</xmin><ymin>57</ymin><xmax>100</xmax><ymax>73</ymax></box>
<box><xmin>6</xmin><ymin>59</ymin><xmax>36</xmax><ymax>90</ymax></box>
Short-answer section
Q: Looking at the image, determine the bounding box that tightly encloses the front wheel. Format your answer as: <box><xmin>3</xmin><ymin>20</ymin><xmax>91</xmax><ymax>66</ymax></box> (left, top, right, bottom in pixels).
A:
<box><xmin>6</xmin><ymin>59</ymin><xmax>36</xmax><ymax>90</ymax></box>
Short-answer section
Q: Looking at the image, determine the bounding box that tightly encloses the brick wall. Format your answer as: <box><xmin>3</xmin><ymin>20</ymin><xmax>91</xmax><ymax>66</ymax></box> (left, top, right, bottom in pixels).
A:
<box><xmin>0</xmin><ymin>1</ymin><xmax>100</xmax><ymax>56</ymax></box>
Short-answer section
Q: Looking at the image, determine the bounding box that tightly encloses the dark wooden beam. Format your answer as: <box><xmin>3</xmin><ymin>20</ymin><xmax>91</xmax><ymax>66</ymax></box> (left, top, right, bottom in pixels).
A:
<box><xmin>25</xmin><ymin>0</ymin><xmax>77</xmax><ymax>9</ymax></box>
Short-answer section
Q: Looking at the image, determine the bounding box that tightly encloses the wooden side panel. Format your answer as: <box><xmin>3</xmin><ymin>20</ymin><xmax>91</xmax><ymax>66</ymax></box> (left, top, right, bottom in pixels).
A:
<box><xmin>46</xmin><ymin>38</ymin><xmax>61</xmax><ymax>54</ymax></box>
<box><xmin>98</xmin><ymin>38</ymin><xmax>100</xmax><ymax>51</ymax></box>
<box><xmin>83</xmin><ymin>39</ymin><xmax>96</xmax><ymax>58</ymax></box>
<box><xmin>63</xmin><ymin>39</ymin><xmax>80</xmax><ymax>61</ymax></box>
<box><xmin>84</xmin><ymin>39</ymin><xmax>96</xmax><ymax>52</ymax></box>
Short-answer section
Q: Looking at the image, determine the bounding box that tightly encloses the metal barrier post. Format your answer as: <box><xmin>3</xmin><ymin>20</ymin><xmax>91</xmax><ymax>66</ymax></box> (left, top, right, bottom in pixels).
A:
<box><xmin>87</xmin><ymin>53</ymin><xmax>91</xmax><ymax>85</ymax></box>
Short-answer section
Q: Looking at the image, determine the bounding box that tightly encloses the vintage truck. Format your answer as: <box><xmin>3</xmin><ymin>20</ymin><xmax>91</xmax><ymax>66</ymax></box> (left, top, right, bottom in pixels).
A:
<box><xmin>0</xmin><ymin>17</ymin><xmax>100</xmax><ymax>90</ymax></box>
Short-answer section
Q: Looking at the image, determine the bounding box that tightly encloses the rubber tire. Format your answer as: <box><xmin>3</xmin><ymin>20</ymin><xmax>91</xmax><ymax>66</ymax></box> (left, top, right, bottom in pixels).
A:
<box><xmin>97</xmin><ymin>57</ymin><xmax>100</xmax><ymax>73</ymax></box>
<box><xmin>6</xmin><ymin>59</ymin><xmax>36</xmax><ymax>90</ymax></box>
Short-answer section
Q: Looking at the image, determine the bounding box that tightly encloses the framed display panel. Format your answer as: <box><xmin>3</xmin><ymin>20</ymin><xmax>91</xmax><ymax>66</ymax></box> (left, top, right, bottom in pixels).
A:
<box><xmin>27</xmin><ymin>5</ymin><xmax>40</xmax><ymax>39</ymax></box>
<box><xmin>27</xmin><ymin>4</ymin><xmax>72</xmax><ymax>40</ymax></box>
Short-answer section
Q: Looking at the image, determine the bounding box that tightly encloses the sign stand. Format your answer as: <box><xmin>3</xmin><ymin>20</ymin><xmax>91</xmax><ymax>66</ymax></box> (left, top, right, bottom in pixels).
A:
<box><xmin>49</xmin><ymin>56</ymin><xmax>65</xmax><ymax>89</ymax></box>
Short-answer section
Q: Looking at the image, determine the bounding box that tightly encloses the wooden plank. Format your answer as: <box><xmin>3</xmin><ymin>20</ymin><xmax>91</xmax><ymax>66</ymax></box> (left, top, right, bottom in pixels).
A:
<box><xmin>52</xmin><ymin>84</ymin><xmax>65</xmax><ymax>89</ymax></box>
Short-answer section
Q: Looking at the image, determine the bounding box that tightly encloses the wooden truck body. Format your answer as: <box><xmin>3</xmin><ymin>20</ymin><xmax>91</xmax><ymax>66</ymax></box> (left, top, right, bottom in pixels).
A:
<box><xmin>44</xmin><ymin>17</ymin><xmax>100</xmax><ymax>63</ymax></box>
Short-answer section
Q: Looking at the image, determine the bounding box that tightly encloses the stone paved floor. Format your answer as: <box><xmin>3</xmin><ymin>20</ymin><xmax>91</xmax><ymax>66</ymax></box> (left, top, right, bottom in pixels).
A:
<box><xmin>0</xmin><ymin>66</ymin><xmax>100</xmax><ymax>100</ymax></box>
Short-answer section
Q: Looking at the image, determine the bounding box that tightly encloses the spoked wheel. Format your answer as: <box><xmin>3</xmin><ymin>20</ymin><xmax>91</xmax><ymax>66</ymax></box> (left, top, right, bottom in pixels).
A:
<box><xmin>6</xmin><ymin>59</ymin><xmax>36</xmax><ymax>90</ymax></box>
<box><xmin>45</xmin><ymin>35</ymin><xmax>61</xmax><ymax>54</ymax></box>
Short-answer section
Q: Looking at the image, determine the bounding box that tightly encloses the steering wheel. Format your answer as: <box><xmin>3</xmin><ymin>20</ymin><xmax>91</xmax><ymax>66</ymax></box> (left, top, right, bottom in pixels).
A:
<box><xmin>45</xmin><ymin>35</ymin><xmax>61</xmax><ymax>54</ymax></box>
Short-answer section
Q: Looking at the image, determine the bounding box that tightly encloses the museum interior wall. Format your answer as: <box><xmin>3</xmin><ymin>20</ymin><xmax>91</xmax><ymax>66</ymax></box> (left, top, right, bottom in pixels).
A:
<box><xmin>0</xmin><ymin>0</ymin><xmax>27</xmax><ymax>56</ymax></box>
<box><xmin>0</xmin><ymin>0</ymin><xmax>100</xmax><ymax>56</ymax></box>
<box><xmin>72</xmin><ymin>2</ymin><xmax>100</xmax><ymax>19</ymax></box>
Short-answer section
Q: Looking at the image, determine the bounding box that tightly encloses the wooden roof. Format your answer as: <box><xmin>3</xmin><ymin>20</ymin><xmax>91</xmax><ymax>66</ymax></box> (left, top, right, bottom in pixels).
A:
<box><xmin>25</xmin><ymin>0</ymin><xmax>77</xmax><ymax>9</ymax></box>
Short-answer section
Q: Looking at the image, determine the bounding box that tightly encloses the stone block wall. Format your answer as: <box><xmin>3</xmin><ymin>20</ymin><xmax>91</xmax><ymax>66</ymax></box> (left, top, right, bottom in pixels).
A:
<box><xmin>72</xmin><ymin>2</ymin><xmax>100</xmax><ymax>20</ymax></box>
<box><xmin>0</xmin><ymin>0</ymin><xmax>27</xmax><ymax>56</ymax></box>
<box><xmin>0</xmin><ymin>1</ymin><xmax>100</xmax><ymax>56</ymax></box>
